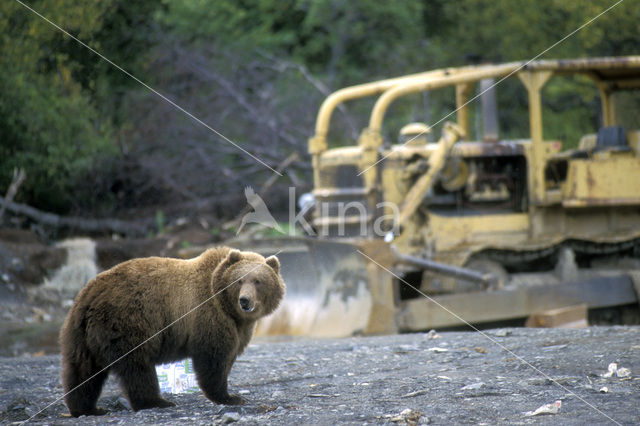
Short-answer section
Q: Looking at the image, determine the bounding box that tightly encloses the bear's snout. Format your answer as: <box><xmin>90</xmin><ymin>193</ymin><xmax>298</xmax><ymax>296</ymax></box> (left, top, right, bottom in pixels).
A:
<box><xmin>239</xmin><ymin>296</ymin><xmax>254</xmax><ymax>312</ymax></box>
<box><xmin>238</xmin><ymin>283</ymin><xmax>257</xmax><ymax>313</ymax></box>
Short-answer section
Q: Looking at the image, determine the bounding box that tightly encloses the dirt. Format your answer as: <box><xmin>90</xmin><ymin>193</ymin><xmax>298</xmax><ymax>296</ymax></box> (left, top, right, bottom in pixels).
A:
<box><xmin>0</xmin><ymin>327</ymin><xmax>639</xmax><ymax>425</ymax></box>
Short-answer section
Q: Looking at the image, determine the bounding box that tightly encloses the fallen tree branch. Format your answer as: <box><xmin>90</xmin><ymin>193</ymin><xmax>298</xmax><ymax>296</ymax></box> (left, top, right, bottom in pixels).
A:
<box><xmin>0</xmin><ymin>168</ymin><xmax>26</xmax><ymax>221</ymax></box>
<box><xmin>0</xmin><ymin>199</ymin><xmax>148</xmax><ymax>236</ymax></box>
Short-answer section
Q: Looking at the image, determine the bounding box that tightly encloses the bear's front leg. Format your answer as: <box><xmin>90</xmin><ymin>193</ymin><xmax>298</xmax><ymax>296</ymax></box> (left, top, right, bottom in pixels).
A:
<box><xmin>192</xmin><ymin>353</ymin><xmax>244</xmax><ymax>405</ymax></box>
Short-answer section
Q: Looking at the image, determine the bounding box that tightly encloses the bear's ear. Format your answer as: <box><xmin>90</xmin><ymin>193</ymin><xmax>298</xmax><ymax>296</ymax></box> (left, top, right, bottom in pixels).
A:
<box><xmin>265</xmin><ymin>255</ymin><xmax>280</xmax><ymax>274</ymax></box>
<box><xmin>213</xmin><ymin>249</ymin><xmax>243</xmax><ymax>280</ymax></box>
<box><xmin>227</xmin><ymin>249</ymin><xmax>243</xmax><ymax>265</ymax></box>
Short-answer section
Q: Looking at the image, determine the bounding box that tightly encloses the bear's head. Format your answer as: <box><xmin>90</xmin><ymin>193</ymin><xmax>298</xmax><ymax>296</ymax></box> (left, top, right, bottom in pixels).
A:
<box><xmin>212</xmin><ymin>249</ymin><xmax>285</xmax><ymax>321</ymax></box>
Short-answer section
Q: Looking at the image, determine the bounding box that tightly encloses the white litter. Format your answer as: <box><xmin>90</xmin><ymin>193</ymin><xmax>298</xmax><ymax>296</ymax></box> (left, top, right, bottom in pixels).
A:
<box><xmin>156</xmin><ymin>359</ymin><xmax>199</xmax><ymax>394</ymax></box>
<box><xmin>461</xmin><ymin>382</ymin><xmax>485</xmax><ymax>391</ymax></box>
<box><xmin>616</xmin><ymin>367</ymin><xmax>631</xmax><ymax>378</ymax></box>
<box><xmin>426</xmin><ymin>329</ymin><xmax>441</xmax><ymax>339</ymax></box>
<box><xmin>602</xmin><ymin>363</ymin><xmax>617</xmax><ymax>378</ymax></box>
<box><xmin>601</xmin><ymin>362</ymin><xmax>632</xmax><ymax>378</ymax></box>
<box><xmin>524</xmin><ymin>400</ymin><xmax>561</xmax><ymax>417</ymax></box>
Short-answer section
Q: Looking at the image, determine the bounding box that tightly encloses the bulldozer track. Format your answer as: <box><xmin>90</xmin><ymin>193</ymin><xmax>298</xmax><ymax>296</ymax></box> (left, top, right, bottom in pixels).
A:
<box><xmin>472</xmin><ymin>238</ymin><xmax>640</xmax><ymax>271</ymax></box>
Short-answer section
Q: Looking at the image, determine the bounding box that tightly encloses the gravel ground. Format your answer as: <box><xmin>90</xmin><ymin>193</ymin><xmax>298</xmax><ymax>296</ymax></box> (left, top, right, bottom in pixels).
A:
<box><xmin>1</xmin><ymin>326</ymin><xmax>639</xmax><ymax>425</ymax></box>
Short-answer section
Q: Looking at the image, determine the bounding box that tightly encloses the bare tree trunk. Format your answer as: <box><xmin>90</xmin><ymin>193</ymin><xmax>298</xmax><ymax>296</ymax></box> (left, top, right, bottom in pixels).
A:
<box><xmin>0</xmin><ymin>168</ymin><xmax>26</xmax><ymax>222</ymax></box>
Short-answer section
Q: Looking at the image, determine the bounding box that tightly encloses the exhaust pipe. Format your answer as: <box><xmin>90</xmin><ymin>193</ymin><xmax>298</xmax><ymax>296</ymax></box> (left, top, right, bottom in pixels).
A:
<box><xmin>480</xmin><ymin>78</ymin><xmax>498</xmax><ymax>142</ymax></box>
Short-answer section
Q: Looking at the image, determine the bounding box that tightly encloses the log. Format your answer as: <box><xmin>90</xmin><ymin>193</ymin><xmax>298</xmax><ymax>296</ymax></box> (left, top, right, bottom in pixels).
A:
<box><xmin>0</xmin><ymin>199</ymin><xmax>147</xmax><ymax>236</ymax></box>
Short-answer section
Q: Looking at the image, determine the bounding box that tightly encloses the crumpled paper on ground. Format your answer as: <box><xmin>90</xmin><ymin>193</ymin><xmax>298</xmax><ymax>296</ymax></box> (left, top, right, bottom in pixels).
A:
<box><xmin>601</xmin><ymin>362</ymin><xmax>631</xmax><ymax>378</ymax></box>
<box><xmin>524</xmin><ymin>400</ymin><xmax>562</xmax><ymax>417</ymax></box>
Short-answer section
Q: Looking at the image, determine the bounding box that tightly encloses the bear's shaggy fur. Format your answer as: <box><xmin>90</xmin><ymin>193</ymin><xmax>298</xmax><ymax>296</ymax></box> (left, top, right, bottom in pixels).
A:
<box><xmin>59</xmin><ymin>247</ymin><xmax>285</xmax><ymax>416</ymax></box>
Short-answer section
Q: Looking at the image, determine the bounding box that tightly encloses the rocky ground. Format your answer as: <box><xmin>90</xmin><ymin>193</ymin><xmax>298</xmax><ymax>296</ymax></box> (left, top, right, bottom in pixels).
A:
<box><xmin>1</xmin><ymin>326</ymin><xmax>639</xmax><ymax>425</ymax></box>
<box><xmin>1</xmin><ymin>228</ymin><xmax>639</xmax><ymax>424</ymax></box>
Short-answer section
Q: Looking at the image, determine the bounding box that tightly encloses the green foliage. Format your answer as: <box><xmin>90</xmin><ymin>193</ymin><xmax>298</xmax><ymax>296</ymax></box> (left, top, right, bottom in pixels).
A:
<box><xmin>431</xmin><ymin>0</ymin><xmax>640</xmax><ymax>148</ymax></box>
<box><xmin>0</xmin><ymin>0</ymin><xmax>159</xmax><ymax>213</ymax></box>
<box><xmin>3</xmin><ymin>0</ymin><xmax>640</xmax><ymax>217</ymax></box>
<box><xmin>155</xmin><ymin>210</ymin><xmax>166</xmax><ymax>235</ymax></box>
<box><xmin>159</xmin><ymin>0</ymin><xmax>426</xmax><ymax>84</ymax></box>
<box><xmin>251</xmin><ymin>221</ymin><xmax>296</xmax><ymax>238</ymax></box>
<box><xmin>0</xmin><ymin>60</ymin><xmax>115</xmax><ymax>211</ymax></box>
<box><xmin>434</xmin><ymin>0</ymin><xmax>639</xmax><ymax>64</ymax></box>
<box><xmin>614</xmin><ymin>92</ymin><xmax>640</xmax><ymax>129</ymax></box>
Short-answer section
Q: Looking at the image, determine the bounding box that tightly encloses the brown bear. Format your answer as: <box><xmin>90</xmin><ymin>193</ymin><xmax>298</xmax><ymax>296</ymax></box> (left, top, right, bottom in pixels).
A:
<box><xmin>59</xmin><ymin>247</ymin><xmax>285</xmax><ymax>417</ymax></box>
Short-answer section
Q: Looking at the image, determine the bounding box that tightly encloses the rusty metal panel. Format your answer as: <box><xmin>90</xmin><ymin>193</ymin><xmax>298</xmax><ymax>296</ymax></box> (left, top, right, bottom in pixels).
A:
<box><xmin>429</xmin><ymin>213</ymin><xmax>530</xmax><ymax>252</ymax></box>
<box><xmin>563</xmin><ymin>156</ymin><xmax>640</xmax><ymax>207</ymax></box>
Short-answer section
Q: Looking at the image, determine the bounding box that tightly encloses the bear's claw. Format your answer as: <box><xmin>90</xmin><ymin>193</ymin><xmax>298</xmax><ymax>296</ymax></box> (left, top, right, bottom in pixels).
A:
<box><xmin>217</xmin><ymin>394</ymin><xmax>246</xmax><ymax>405</ymax></box>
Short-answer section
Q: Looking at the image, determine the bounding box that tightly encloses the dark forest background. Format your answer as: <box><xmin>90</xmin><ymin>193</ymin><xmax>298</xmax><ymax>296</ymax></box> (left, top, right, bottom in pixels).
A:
<box><xmin>1</xmin><ymin>0</ymin><xmax>639</xmax><ymax>227</ymax></box>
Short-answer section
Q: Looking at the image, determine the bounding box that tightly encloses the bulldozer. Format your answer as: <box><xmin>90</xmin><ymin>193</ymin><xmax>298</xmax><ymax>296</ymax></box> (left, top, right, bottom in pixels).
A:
<box><xmin>225</xmin><ymin>56</ymin><xmax>640</xmax><ymax>337</ymax></box>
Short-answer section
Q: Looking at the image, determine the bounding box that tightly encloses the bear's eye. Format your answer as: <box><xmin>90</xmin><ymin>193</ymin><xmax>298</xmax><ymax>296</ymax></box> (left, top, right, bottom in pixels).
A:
<box><xmin>254</xmin><ymin>279</ymin><xmax>261</xmax><ymax>286</ymax></box>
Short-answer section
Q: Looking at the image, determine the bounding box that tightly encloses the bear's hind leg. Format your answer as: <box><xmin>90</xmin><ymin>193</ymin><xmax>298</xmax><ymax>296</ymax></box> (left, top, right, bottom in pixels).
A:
<box><xmin>113</xmin><ymin>359</ymin><xmax>175</xmax><ymax>411</ymax></box>
<box><xmin>61</xmin><ymin>359</ymin><xmax>109</xmax><ymax>417</ymax></box>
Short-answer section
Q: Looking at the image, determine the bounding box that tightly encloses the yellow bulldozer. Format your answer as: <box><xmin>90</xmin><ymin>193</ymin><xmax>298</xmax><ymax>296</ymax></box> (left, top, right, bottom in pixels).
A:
<box><xmin>226</xmin><ymin>56</ymin><xmax>640</xmax><ymax>337</ymax></box>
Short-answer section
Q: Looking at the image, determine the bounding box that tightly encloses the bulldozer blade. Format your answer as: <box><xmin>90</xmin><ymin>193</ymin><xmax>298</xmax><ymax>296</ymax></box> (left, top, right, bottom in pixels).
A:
<box><xmin>226</xmin><ymin>237</ymin><xmax>373</xmax><ymax>337</ymax></box>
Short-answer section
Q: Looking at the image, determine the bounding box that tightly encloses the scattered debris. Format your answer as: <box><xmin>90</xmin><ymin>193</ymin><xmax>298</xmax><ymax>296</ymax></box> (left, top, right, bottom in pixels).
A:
<box><xmin>401</xmin><ymin>390</ymin><xmax>429</xmax><ymax>398</ymax></box>
<box><xmin>616</xmin><ymin>367</ymin><xmax>631</xmax><ymax>378</ymax></box>
<box><xmin>493</xmin><ymin>329</ymin><xmax>511</xmax><ymax>337</ymax></box>
<box><xmin>602</xmin><ymin>363</ymin><xmax>617</xmax><ymax>378</ymax></box>
<box><xmin>461</xmin><ymin>382</ymin><xmax>485</xmax><ymax>391</ymax></box>
<box><xmin>270</xmin><ymin>390</ymin><xmax>284</xmax><ymax>399</ymax></box>
<box><xmin>426</xmin><ymin>329</ymin><xmax>441</xmax><ymax>339</ymax></box>
<box><xmin>474</xmin><ymin>346</ymin><xmax>488</xmax><ymax>354</ymax></box>
<box><xmin>2</xmin><ymin>325</ymin><xmax>638</xmax><ymax>424</ymax></box>
<box><xmin>601</xmin><ymin>362</ymin><xmax>631</xmax><ymax>378</ymax></box>
<box><xmin>395</xmin><ymin>344</ymin><xmax>419</xmax><ymax>354</ymax></box>
<box><xmin>541</xmin><ymin>342</ymin><xmax>569</xmax><ymax>351</ymax></box>
<box><xmin>221</xmin><ymin>412</ymin><xmax>240</xmax><ymax>423</ymax></box>
<box><xmin>427</xmin><ymin>347</ymin><xmax>448</xmax><ymax>353</ymax></box>
<box><xmin>599</xmin><ymin>386</ymin><xmax>609</xmax><ymax>393</ymax></box>
<box><xmin>385</xmin><ymin>408</ymin><xmax>427</xmax><ymax>425</ymax></box>
<box><xmin>524</xmin><ymin>400</ymin><xmax>562</xmax><ymax>417</ymax></box>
